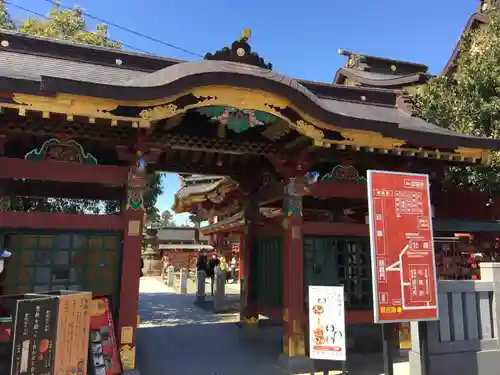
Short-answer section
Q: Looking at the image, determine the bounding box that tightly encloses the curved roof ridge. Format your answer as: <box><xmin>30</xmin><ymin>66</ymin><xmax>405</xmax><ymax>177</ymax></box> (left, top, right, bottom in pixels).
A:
<box><xmin>332</xmin><ymin>68</ymin><xmax>431</xmax><ymax>88</ymax></box>
<box><xmin>441</xmin><ymin>12</ymin><xmax>490</xmax><ymax>76</ymax></box>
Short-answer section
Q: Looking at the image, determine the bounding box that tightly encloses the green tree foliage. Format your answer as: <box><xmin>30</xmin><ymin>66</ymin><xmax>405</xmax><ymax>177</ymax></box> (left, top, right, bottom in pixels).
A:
<box><xmin>18</xmin><ymin>7</ymin><xmax>121</xmax><ymax>48</ymax></box>
<box><xmin>160</xmin><ymin>210</ymin><xmax>174</xmax><ymax>228</ymax></box>
<box><xmin>412</xmin><ymin>11</ymin><xmax>500</xmax><ymax>191</ymax></box>
<box><xmin>144</xmin><ymin>174</ymin><xmax>163</xmax><ymax>221</ymax></box>
<box><xmin>0</xmin><ymin>1</ymin><xmax>15</xmax><ymax>30</ymax></box>
<box><xmin>0</xmin><ymin>3</ymin><xmax>163</xmax><ymax>215</ymax></box>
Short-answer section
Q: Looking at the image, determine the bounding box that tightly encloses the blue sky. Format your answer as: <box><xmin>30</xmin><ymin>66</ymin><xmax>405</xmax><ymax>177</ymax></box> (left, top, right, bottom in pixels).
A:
<box><xmin>9</xmin><ymin>0</ymin><xmax>478</xmax><ymax>224</ymax></box>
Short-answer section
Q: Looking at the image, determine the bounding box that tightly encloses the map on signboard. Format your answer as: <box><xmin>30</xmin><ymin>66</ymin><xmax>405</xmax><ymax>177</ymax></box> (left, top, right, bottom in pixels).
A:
<box><xmin>367</xmin><ymin>170</ymin><xmax>438</xmax><ymax>324</ymax></box>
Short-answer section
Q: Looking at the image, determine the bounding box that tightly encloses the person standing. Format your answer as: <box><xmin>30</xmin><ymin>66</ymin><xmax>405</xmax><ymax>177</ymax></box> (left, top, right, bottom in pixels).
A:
<box><xmin>230</xmin><ymin>254</ymin><xmax>238</xmax><ymax>283</ymax></box>
<box><xmin>161</xmin><ymin>254</ymin><xmax>169</xmax><ymax>278</ymax></box>
<box><xmin>206</xmin><ymin>253</ymin><xmax>220</xmax><ymax>296</ymax></box>
<box><xmin>196</xmin><ymin>251</ymin><xmax>207</xmax><ymax>271</ymax></box>
<box><xmin>219</xmin><ymin>256</ymin><xmax>228</xmax><ymax>283</ymax></box>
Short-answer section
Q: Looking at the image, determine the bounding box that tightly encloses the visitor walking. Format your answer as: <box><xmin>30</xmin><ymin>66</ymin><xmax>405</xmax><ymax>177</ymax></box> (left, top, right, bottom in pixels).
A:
<box><xmin>161</xmin><ymin>254</ymin><xmax>169</xmax><ymax>278</ymax></box>
<box><xmin>230</xmin><ymin>254</ymin><xmax>238</xmax><ymax>283</ymax></box>
<box><xmin>196</xmin><ymin>250</ymin><xmax>207</xmax><ymax>271</ymax></box>
<box><xmin>206</xmin><ymin>253</ymin><xmax>220</xmax><ymax>296</ymax></box>
<box><xmin>219</xmin><ymin>256</ymin><xmax>228</xmax><ymax>283</ymax></box>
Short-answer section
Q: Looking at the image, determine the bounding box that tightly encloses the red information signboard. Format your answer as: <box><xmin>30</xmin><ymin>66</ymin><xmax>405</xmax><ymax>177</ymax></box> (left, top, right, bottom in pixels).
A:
<box><xmin>367</xmin><ymin>170</ymin><xmax>439</xmax><ymax>323</ymax></box>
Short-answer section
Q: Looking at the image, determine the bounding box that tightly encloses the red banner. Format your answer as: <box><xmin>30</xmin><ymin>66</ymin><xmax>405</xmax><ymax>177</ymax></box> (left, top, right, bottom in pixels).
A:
<box><xmin>367</xmin><ymin>171</ymin><xmax>438</xmax><ymax>323</ymax></box>
<box><xmin>88</xmin><ymin>297</ymin><xmax>121</xmax><ymax>375</ymax></box>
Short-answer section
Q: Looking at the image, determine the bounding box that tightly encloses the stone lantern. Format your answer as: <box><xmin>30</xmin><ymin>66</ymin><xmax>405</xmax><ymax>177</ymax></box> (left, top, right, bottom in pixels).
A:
<box><xmin>142</xmin><ymin>223</ymin><xmax>162</xmax><ymax>276</ymax></box>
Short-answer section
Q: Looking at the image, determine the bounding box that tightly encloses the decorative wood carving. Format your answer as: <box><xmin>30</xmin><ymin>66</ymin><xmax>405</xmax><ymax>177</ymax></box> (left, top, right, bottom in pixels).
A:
<box><xmin>204</xmin><ymin>29</ymin><xmax>273</xmax><ymax>70</ymax></box>
<box><xmin>25</xmin><ymin>138</ymin><xmax>97</xmax><ymax>164</ymax></box>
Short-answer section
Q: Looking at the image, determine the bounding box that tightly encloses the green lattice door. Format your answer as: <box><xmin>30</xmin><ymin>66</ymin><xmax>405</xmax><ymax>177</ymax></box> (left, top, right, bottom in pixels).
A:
<box><xmin>304</xmin><ymin>236</ymin><xmax>372</xmax><ymax>309</ymax></box>
<box><xmin>252</xmin><ymin>236</ymin><xmax>283</xmax><ymax>309</ymax></box>
<box><xmin>1</xmin><ymin>231</ymin><xmax>121</xmax><ymax>300</ymax></box>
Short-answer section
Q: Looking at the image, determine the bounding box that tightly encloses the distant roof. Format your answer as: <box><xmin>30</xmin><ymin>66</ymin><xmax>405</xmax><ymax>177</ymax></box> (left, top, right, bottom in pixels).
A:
<box><xmin>159</xmin><ymin>244</ymin><xmax>213</xmax><ymax>250</ymax></box>
<box><xmin>333</xmin><ymin>68</ymin><xmax>431</xmax><ymax>88</ymax></box>
<box><xmin>441</xmin><ymin>12</ymin><xmax>490</xmax><ymax>76</ymax></box>
<box><xmin>333</xmin><ymin>50</ymin><xmax>430</xmax><ymax>88</ymax></box>
<box><xmin>157</xmin><ymin>227</ymin><xmax>209</xmax><ymax>242</ymax></box>
<box><xmin>176</xmin><ymin>176</ymin><xmax>229</xmax><ymax>199</ymax></box>
<box><xmin>182</xmin><ymin>174</ymin><xmax>225</xmax><ymax>182</ymax></box>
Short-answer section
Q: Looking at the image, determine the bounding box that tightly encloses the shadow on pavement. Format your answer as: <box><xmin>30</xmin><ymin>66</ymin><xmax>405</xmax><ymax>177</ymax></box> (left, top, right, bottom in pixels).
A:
<box><xmin>136</xmin><ymin>281</ymin><xmax>409</xmax><ymax>375</ymax></box>
<box><xmin>136</xmin><ymin>290</ymin><xmax>289</xmax><ymax>375</ymax></box>
<box><xmin>138</xmin><ymin>292</ymin><xmax>237</xmax><ymax>327</ymax></box>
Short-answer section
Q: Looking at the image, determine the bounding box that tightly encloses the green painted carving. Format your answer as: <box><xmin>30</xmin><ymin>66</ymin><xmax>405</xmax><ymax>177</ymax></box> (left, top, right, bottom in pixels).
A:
<box><xmin>283</xmin><ymin>177</ymin><xmax>303</xmax><ymax>217</ymax></box>
<box><xmin>127</xmin><ymin>190</ymin><xmax>144</xmax><ymax>211</ymax></box>
<box><xmin>25</xmin><ymin>138</ymin><xmax>97</xmax><ymax>164</ymax></box>
<box><xmin>198</xmin><ymin>106</ymin><xmax>278</xmax><ymax>133</ymax></box>
<box><xmin>321</xmin><ymin>165</ymin><xmax>366</xmax><ymax>184</ymax></box>
<box><xmin>283</xmin><ymin>196</ymin><xmax>302</xmax><ymax>217</ymax></box>
<box><xmin>127</xmin><ymin>152</ymin><xmax>147</xmax><ymax>211</ymax></box>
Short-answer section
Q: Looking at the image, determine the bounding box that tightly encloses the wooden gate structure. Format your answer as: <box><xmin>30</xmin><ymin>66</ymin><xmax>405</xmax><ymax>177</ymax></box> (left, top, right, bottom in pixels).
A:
<box><xmin>0</xmin><ymin>21</ymin><xmax>499</xmax><ymax>372</ymax></box>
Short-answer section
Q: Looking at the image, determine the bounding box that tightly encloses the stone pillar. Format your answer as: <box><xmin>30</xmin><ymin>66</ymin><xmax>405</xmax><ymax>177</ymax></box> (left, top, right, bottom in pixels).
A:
<box><xmin>240</xmin><ymin>195</ymin><xmax>259</xmax><ymax>327</ymax></box>
<box><xmin>166</xmin><ymin>266</ymin><xmax>175</xmax><ymax>287</ymax></box>
<box><xmin>118</xmin><ymin>157</ymin><xmax>147</xmax><ymax>373</ymax></box>
<box><xmin>214</xmin><ymin>268</ymin><xmax>226</xmax><ymax>312</ymax></box>
<box><xmin>179</xmin><ymin>268</ymin><xmax>188</xmax><ymax>294</ymax></box>
<box><xmin>142</xmin><ymin>225</ymin><xmax>161</xmax><ymax>276</ymax></box>
<box><xmin>409</xmin><ymin>263</ymin><xmax>500</xmax><ymax>375</ymax></box>
<box><xmin>278</xmin><ymin>176</ymin><xmax>312</xmax><ymax>373</ymax></box>
<box><xmin>196</xmin><ymin>269</ymin><xmax>206</xmax><ymax>303</ymax></box>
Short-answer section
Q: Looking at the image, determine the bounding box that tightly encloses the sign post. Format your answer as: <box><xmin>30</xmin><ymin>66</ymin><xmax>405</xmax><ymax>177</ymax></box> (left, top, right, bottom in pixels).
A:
<box><xmin>367</xmin><ymin>170</ymin><xmax>438</xmax><ymax>375</ymax></box>
<box><xmin>308</xmin><ymin>285</ymin><xmax>347</xmax><ymax>372</ymax></box>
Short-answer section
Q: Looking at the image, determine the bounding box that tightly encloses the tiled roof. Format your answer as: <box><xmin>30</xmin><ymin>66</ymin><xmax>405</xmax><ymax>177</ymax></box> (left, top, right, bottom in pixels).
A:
<box><xmin>333</xmin><ymin>68</ymin><xmax>431</xmax><ymax>88</ymax></box>
<box><xmin>157</xmin><ymin>227</ymin><xmax>209</xmax><ymax>242</ymax></box>
<box><xmin>1</xmin><ymin>29</ymin><xmax>499</xmax><ymax>152</ymax></box>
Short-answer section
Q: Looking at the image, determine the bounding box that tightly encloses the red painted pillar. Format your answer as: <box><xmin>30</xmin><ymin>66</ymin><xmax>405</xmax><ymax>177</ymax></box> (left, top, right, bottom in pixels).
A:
<box><xmin>117</xmin><ymin>161</ymin><xmax>146</xmax><ymax>371</ymax></box>
<box><xmin>282</xmin><ymin>177</ymin><xmax>306</xmax><ymax>357</ymax></box>
<box><xmin>240</xmin><ymin>195</ymin><xmax>259</xmax><ymax>324</ymax></box>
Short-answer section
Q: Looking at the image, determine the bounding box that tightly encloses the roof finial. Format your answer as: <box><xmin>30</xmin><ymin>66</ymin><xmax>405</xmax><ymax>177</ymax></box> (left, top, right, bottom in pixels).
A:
<box><xmin>240</xmin><ymin>28</ymin><xmax>251</xmax><ymax>41</ymax></box>
<box><xmin>338</xmin><ymin>49</ymin><xmax>352</xmax><ymax>57</ymax></box>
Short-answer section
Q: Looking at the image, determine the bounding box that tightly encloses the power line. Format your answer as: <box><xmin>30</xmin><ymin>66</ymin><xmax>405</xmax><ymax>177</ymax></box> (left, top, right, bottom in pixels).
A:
<box><xmin>40</xmin><ymin>0</ymin><xmax>204</xmax><ymax>58</ymax></box>
<box><xmin>4</xmin><ymin>0</ymin><xmax>151</xmax><ymax>53</ymax></box>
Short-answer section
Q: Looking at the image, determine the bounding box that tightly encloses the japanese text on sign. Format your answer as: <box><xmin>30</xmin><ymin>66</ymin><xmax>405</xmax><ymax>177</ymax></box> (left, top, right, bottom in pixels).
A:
<box><xmin>367</xmin><ymin>170</ymin><xmax>439</xmax><ymax>323</ymax></box>
<box><xmin>308</xmin><ymin>285</ymin><xmax>346</xmax><ymax>361</ymax></box>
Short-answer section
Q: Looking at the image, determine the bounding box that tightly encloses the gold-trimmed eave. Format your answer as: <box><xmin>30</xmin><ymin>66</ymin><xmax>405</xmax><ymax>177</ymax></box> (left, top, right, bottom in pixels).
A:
<box><xmin>135</xmin><ymin>85</ymin><xmax>494</xmax><ymax>164</ymax></box>
<box><xmin>7</xmin><ymin>87</ymin><xmax>492</xmax><ymax>164</ymax></box>
<box><xmin>172</xmin><ymin>191</ymin><xmax>219</xmax><ymax>214</ymax></box>
<box><xmin>199</xmin><ymin>215</ymin><xmax>244</xmax><ymax>235</ymax></box>
<box><xmin>172</xmin><ymin>182</ymin><xmax>240</xmax><ymax>214</ymax></box>
<box><xmin>7</xmin><ymin>93</ymin><xmax>151</xmax><ymax>128</ymax></box>
<box><xmin>199</xmin><ymin>207</ymin><xmax>282</xmax><ymax>235</ymax></box>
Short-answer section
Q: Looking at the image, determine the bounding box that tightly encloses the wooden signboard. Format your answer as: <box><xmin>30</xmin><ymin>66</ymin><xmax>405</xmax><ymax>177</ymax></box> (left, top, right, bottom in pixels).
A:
<box><xmin>43</xmin><ymin>291</ymin><xmax>92</xmax><ymax>375</ymax></box>
<box><xmin>23</xmin><ymin>290</ymin><xmax>92</xmax><ymax>375</ymax></box>
<box><xmin>9</xmin><ymin>295</ymin><xmax>59</xmax><ymax>375</ymax></box>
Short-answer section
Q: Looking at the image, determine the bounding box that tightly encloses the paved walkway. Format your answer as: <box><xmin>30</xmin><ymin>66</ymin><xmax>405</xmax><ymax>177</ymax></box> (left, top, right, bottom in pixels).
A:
<box><xmin>136</xmin><ymin>277</ymin><xmax>289</xmax><ymax>375</ymax></box>
<box><xmin>135</xmin><ymin>277</ymin><xmax>410</xmax><ymax>375</ymax></box>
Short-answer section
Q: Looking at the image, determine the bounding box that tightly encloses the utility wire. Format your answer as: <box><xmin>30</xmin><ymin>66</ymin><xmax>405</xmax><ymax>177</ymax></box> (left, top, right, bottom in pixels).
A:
<box><xmin>4</xmin><ymin>0</ymin><xmax>151</xmax><ymax>53</ymax></box>
<box><xmin>40</xmin><ymin>0</ymin><xmax>204</xmax><ymax>58</ymax></box>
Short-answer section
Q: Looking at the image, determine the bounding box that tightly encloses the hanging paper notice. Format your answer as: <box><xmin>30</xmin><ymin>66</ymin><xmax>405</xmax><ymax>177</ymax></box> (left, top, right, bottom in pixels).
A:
<box><xmin>308</xmin><ymin>285</ymin><xmax>346</xmax><ymax>361</ymax></box>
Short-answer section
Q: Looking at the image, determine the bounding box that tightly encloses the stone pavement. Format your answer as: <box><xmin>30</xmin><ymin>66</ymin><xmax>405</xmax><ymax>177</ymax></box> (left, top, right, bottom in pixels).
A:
<box><xmin>135</xmin><ymin>277</ymin><xmax>410</xmax><ymax>375</ymax></box>
<box><xmin>136</xmin><ymin>277</ymin><xmax>289</xmax><ymax>375</ymax></box>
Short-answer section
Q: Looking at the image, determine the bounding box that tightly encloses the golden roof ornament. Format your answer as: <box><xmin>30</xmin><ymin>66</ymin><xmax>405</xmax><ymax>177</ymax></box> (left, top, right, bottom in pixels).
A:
<box><xmin>204</xmin><ymin>27</ymin><xmax>272</xmax><ymax>70</ymax></box>
<box><xmin>240</xmin><ymin>28</ymin><xmax>252</xmax><ymax>41</ymax></box>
